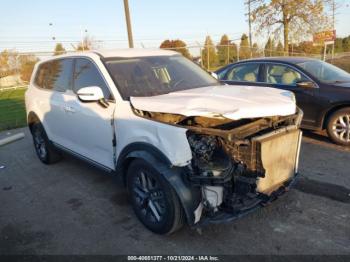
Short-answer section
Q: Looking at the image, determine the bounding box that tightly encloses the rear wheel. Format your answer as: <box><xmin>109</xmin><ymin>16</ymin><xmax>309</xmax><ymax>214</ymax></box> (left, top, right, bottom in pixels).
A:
<box><xmin>127</xmin><ymin>159</ymin><xmax>184</xmax><ymax>235</ymax></box>
<box><xmin>326</xmin><ymin>107</ymin><xmax>350</xmax><ymax>146</ymax></box>
<box><xmin>32</xmin><ymin>123</ymin><xmax>62</xmax><ymax>164</ymax></box>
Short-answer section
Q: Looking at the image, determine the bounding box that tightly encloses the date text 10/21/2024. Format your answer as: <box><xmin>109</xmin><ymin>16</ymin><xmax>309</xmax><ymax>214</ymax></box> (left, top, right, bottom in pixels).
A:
<box><xmin>127</xmin><ymin>256</ymin><xmax>219</xmax><ymax>261</ymax></box>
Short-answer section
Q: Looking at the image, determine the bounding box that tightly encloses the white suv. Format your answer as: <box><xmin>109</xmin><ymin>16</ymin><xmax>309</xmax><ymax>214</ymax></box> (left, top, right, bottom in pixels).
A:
<box><xmin>25</xmin><ymin>49</ymin><xmax>303</xmax><ymax>234</ymax></box>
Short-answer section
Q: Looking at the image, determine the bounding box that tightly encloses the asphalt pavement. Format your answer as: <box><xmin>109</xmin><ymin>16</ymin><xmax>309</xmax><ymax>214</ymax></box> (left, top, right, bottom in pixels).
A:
<box><xmin>0</xmin><ymin>128</ymin><xmax>349</xmax><ymax>255</ymax></box>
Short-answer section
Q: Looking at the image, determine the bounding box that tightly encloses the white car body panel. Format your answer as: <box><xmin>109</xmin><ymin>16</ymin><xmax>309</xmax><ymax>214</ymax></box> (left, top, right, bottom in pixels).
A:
<box><xmin>131</xmin><ymin>85</ymin><xmax>296</xmax><ymax>120</ymax></box>
<box><xmin>60</xmin><ymin>91</ymin><xmax>116</xmax><ymax>169</ymax></box>
<box><xmin>115</xmin><ymin>101</ymin><xmax>192</xmax><ymax>167</ymax></box>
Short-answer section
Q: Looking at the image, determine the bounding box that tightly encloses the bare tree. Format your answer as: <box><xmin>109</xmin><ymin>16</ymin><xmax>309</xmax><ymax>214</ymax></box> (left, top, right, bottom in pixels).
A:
<box><xmin>252</xmin><ymin>0</ymin><xmax>330</xmax><ymax>52</ymax></box>
<box><xmin>72</xmin><ymin>36</ymin><xmax>98</xmax><ymax>51</ymax></box>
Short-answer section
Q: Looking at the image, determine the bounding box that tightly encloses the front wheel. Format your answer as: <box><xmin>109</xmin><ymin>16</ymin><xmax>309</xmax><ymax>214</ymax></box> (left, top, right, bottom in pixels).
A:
<box><xmin>326</xmin><ymin>108</ymin><xmax>350</xmax><ymax>146</ymax></box>
<box><xmin>127</xmin><ymin>159</ymin><xmax>184</xmax><ymax>235</ymax></box>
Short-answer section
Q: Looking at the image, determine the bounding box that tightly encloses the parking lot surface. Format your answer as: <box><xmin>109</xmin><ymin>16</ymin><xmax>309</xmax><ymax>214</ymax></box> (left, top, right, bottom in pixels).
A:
<box><xmin>0</xmin><ymin>128</ymin><xmax>349</xmax><ymax>255</ymax></box>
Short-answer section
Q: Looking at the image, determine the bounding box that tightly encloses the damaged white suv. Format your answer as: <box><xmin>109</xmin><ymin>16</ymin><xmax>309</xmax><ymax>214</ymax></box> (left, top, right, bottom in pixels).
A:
<box><xmin>25</xmin><ymin>49</ymin><xmax>303</xmax><ymax>234</ymax></box>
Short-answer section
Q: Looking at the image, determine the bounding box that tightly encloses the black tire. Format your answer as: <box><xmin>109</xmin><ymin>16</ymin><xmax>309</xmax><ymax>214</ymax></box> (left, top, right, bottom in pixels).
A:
<box><xmin>326</xmin><ymin>107</ymin><xmax>350</xmax><ymax>146</ymax></box>
<box><xmin>31</xmin><ymin>122</ymin><xmax>62</xmax><ymax>164</ymax></box>
<box><xmin>127</xmin><ymin>159</ymin><xmax>184</xmax><ymax>235</ymax></box>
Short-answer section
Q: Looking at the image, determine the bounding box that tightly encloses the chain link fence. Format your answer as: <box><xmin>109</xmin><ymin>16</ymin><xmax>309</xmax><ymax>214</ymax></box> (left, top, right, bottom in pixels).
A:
<box><xmin>1</xmin><ymin>44</ymin><xmax>349</xmax><ymax>132</ymax></box>
<box><xmin>164</xmin><ymin>44</ymin><xmax>330</xmax><ymax>71</ymax></box>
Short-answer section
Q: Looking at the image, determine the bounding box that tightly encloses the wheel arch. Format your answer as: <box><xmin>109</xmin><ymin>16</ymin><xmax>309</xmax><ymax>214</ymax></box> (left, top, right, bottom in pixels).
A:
<box><xmin>27</xmin><ymin>111</ymin><xmax>41</xmax><ymax>133</ymax></box>
<box><xmin>116</xmin><ymin>142</ymin><xmax>172</xmax><ymax>182</ymax></box>
<box><xmin>322</xmin><ymin>104</ymin><xmax>350</xmax><ymax>129</ymax></box>
<box><xmin>116</xmin><ymin>142</ymin><xmax>200</xmax><ymax>225</ymax></box>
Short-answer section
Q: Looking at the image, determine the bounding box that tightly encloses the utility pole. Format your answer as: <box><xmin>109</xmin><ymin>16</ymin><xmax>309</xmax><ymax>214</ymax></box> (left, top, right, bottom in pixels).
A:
<box><xmin>123</xmin><ymin>0</ymin><xmax>134</xmax><ymax>48</ymax></box>
<box><xmin>332</xmin><ymin>0</ymin><xmax>336</xmax><ymax>30</ymax></box>
<box><xmin>332</xmin><ymin>0</ymin><xmax>336</xmax><ymax>60</ymax></box>
<box><xmin>245</xmin><ymin>0</ymin><xmax>259</xmax><ymax>56</ymax></box>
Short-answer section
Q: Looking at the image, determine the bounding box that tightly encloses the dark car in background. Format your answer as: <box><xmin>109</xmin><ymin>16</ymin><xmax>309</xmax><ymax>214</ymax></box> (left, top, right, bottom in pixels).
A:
<box><xmin>215</xmin><ymin>57</ymin><xmax>350</xmax><ymax>146</ymax></box>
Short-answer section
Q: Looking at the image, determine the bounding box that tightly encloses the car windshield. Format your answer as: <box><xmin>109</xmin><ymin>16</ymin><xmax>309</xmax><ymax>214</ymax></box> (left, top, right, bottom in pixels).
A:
<box><xmin>296</xmin><ymin>60</ymin><xmax>350</xmax><ymax>84</ymax></box>
<box><xmin>104</xmin><ymin>55</ymin><xmax>219</xmax><ymax>99</ymax></box>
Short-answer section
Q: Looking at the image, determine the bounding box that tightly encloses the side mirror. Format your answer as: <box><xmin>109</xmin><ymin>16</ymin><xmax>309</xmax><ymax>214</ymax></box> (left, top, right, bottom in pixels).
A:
<box><xmin>211</xmin><ymin>72</ymin><xmax>218</xmax><ymax>79</ymax></box>
<box><xmin>296</xmin><ymin>81</ymin><xmax>316</xmax><ymax>89</ymax></box>
<box><xmin>77</xmin><ymin>86</ymin><xmax>104</xmax><ymax>102</ymax></box>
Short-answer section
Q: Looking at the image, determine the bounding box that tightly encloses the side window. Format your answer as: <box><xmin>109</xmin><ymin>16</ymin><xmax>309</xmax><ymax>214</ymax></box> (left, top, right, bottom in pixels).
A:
<box><xmin>34</xmin><ymin>59</ymin><xmax>73</xmax><ymax>92</ymax></box>
<box><xmin>34</xmin><ymin>62</ymin><xmax>49</xmax><ymax>89</ymax></box>
<box><xmin>73</xmin><ymin>58</ymin><xmax>112</xmax><ymax>100</ymax></box>
<box><xmin>217</xmin><ymin>66</ymin><xmax>231</xmax><ymax>80</ymax></box>
<box><xmin>49</xmin><ymin>59</ymin><xmax>73</xmax><ymax>92</ymax></box>
<box><xmin>266</xmin><ymin>64</ymin><xmax>308</xmax><ymax>86</ymax></box>
<box><xmin>225</xmin><ymin>64</ymin><xmax>260</xmax><ymax>82</ymax></box>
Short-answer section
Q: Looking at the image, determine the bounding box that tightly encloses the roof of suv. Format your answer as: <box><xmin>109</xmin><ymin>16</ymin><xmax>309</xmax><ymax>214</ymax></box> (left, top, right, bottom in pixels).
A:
<box><xmin>38</xmin><ymin>49</ymin><xmax>179</xmax><ymax>63</ymax></box>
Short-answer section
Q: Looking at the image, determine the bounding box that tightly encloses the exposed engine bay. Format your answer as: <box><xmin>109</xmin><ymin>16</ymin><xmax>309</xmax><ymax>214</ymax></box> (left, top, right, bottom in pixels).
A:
<box><xmin>133</xmin><ymin>107</ymin><xmax>303</xmax><ymax>224</ymax></box>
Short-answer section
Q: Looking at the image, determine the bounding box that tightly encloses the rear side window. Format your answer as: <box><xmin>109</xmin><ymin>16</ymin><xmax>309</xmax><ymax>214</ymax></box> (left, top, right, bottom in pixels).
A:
<box><xmin>73</xmin><ymin>58</ymin><xmax>112</xmax><ymax>100</ymax></box>
<box><xmin>34</xmin><ymin>63</ymin><xmax>49</xmax><ymax>88</ymax></box>
<box><xmin>225</xmin><ymin>64</ymin><xmax>260</xmax><ymax>82</ymax></box>
<box><xmin>34</xmin><ymin>59</ymin><xmax>73</xmax><ymax>92</ymax></box>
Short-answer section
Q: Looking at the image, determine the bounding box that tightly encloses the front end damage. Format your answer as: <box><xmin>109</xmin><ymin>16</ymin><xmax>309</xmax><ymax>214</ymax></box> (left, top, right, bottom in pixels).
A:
<box><xmin>133</xmin><ymin>107</ymin><xmax>303</xmax><ymax>225</ymax></box>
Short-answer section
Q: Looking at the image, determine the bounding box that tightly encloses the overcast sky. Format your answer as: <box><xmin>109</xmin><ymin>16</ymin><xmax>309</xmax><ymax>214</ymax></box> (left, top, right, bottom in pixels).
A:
<box><xmin>1</xmin><ymin>0</ymin><xmax>350</xmax><ymax>53</ymax></box>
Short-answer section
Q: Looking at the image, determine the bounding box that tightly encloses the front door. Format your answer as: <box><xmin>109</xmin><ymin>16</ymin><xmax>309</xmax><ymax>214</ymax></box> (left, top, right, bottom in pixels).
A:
<box><xmin>63</xmin><ymin>58</ymin><xmax>116</xmax><ymax>170</ymax></box>
<box><xmin>262</xmin><ymin>63</ymin><xmax>321</xmax><ymax>128</ymax></box>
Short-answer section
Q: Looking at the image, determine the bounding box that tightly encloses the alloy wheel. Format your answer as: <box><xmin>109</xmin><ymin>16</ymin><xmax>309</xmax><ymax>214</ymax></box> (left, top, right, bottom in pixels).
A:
<box><xmin>332</xmin><ymin>114</ymin><xmax>350</xmax><ymax>143</ymax></box>
<box><xmin>131</xmin><ymin>171</ymin><xmax>166</xmax><ymax>223</ymax></box>
<box><xmin>33</xmin><ymin>129</ymin><xmax>47</xmax><ymax>159</ymax></box>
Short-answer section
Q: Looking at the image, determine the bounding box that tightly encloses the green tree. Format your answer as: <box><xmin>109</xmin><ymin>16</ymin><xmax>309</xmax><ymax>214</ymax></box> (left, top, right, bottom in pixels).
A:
<box><xmin>54</xmin><ymin>43</ymin><xmax>66</xmax><ymax>56</ymax></box>
<box><xmin>334</xmin><ymin>38</ymin><xmax>343</xmax><ymax>53</ymax></box>
<box><xmin>239</xmin><ymin>34</ymin><xmax>251</xmax><ymax>60</ymax></box>
<box><xmin>216</xmin><ymin>34</ymin><xmax>237</xmax><ymax>66</ymax></box>
<box><xmin>264</xmin><ymin>37</ymin><xmax>275</xmax><ymax>57</ymax></box>
<box><xmin>342</xmin><ymin>36</ymin><xmax>350</xmax><ymax>52</ymax></box>
<box><xmin>201</xmin><ymin>36</ymin><xmax>218</xmax><ymax>70</ymax></box>
<box><xmin>252</xmin><ymin>0</ymin><xmax>329</xmax><ymax>52</ymax></box>
<box><xmin>160</xmin><ymin>39</ymin><xmax>192</xmax><ymax>59</ymax></box>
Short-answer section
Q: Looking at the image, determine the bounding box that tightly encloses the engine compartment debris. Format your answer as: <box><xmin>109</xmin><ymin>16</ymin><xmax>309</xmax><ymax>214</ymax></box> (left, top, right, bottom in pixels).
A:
<box><xmin>133</xmin><ymin>106</ymin><xmax>303</xmax><ymax>223</ymax></box>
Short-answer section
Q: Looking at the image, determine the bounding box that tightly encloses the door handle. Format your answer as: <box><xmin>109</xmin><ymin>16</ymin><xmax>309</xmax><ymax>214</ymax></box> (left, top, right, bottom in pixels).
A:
<box><xmin>64</xmin><ymin>106</ymin><xmax>76</xmax><ymax>113</ymax></box>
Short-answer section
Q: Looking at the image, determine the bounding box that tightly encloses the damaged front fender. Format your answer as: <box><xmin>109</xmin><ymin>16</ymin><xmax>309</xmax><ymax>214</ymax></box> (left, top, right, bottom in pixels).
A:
<box><xmin>132</xmin><ymin>106</ymin><xmax>303</xmax><ymax>225</ymax></box>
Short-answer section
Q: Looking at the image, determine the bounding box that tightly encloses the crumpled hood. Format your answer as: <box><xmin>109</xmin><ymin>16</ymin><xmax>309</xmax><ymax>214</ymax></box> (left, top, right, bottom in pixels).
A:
<box><xmin>130</xmin><ymin>85</ymin><xmax>296</xmax><ymax>120</ymax></box>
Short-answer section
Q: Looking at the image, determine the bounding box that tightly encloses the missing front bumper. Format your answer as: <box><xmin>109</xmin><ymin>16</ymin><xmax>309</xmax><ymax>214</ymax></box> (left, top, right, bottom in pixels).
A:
<box><xmin>195</xmin><ymin>173</ymin><xmax>299</xmax><ymax>226</ymax></box>
<box><xmin>191</xmin><ymin>125</ymin><xmax>303</xmax><ymax>226</ymax></box>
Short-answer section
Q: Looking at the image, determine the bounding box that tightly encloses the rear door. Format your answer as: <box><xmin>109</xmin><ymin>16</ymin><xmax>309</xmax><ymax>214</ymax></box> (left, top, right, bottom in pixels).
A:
<box><xmin>262</xmin><ymin>63</ymin><xmax>321</xmax><ymax>127</ymax></box>
<box><xmin>37</xmin><ymin>58</ymin><xmax>74</xmax><ymax>146</ymax></box>
<box><xmin>62</xmin><ymin>58</ymin><xmax>116</xmax><ymax>169</ymax></box>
